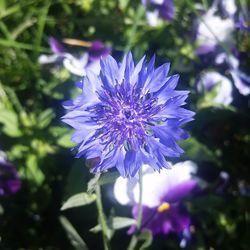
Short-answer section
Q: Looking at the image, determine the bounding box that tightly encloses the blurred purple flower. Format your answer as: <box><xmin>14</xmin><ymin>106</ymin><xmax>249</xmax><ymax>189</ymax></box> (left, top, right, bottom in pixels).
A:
<box><xmin>235</xmin><ymin>10</ymin><xmax>250</xmax><ymax>32</ymax></box>
<box><xmin>196</xmin><ymin>71</ymin><xmax>233</xmax><ymax>105</ymax></box>
<box><xmin>88</xmin><ymin>41</ymin><xmax>111</xmax><ymax>62</ymax></box>
<box><xmin>142</xmin><ymin>0</ymin><xmax>174</xmax><ymax>27</ymax></box>
<box><xmin>216</xmin><ymin>171</ymin><xmax>230</xmax><ymax>194</ymax></box>
<box><xmin>0</xmin><ymin>155</ymin><xmax>21</xmax><ymax>197</ymax></box>
<box><xmin>216</xmin><ymin>53</ymin><xmax>250</xmax><ymax>96</ymax></box>
<box><xmin>49</xmin><ymin>36</ymin><xmax>66</xmax><ymax>55</ymax></box>
<box><xmin>220</xmin><ymin>0</ymin><xmax>237</xmax><ymax>17</ymax></box>
<box><xmin>62</xmin><ymin>53</ymin><xmax>194</xmax><ymax>177</ymax></box>
<box><xmin>195</xmin><ymin>2</ymin><xmax>235</xmax><ymax>55</ymax></box>
<box><xmin>114</xmin><ymin>161</ymin><xmax>198</xmax><ymax>247</ymax></box>
<box><xmin>39</xmin><ymin>37</ymin><xmax>110</xmax><ymax>76</ymax></box>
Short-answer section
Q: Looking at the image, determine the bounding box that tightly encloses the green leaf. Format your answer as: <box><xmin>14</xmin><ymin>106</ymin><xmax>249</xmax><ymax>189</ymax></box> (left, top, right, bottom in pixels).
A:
<box><xmin>90</xmin><ymin>216</ymin><xmax>136</xmax><ymax>233</ymax></box>
<box><xmin>110</xmin><ymin>217</ymin><xmax>136</xmax><ymax>230</ymax></box>
<box><xmin>87</xmin><ymin>172</ymin><xmax>119</xmax><ymax>194</ymax></box>
<box><xmin>0</xmin><ymin>38</ymin><xmax>49</xmax><ymax>52</ymax></box>
<box><xmin>25</xmin><ymin>154</ymin><xmax>45</xmax><ymax>185</ymax></box>
<box><xmin>87</xmin><ymin>173</ymin><xmax>100</xmax><ymax>193</ymax></box>
<box><xmin>9</xmin><ymin>144</ymin><xmax>29</xmax><ymax>159</ymax></box>
<box><xmin>0</xmin><ymin>0</ymin><xmax>6</xmax><ymax>10</ymax></box>
<box><xmin>98</xmin><ymin>171</ymin><xmax>120</xmax><ymax>185</ymax></box>
<box><xmin>49</xmin><ymin>126</ymin><xmax>75</xmax><ymax>148</ymax></box>
<box><xmin>179</xmin><ymin>137</ymin><xmax>217</xmax><ymax>162</ymax></box>
<box><xmin>60</xmin><ymin>216</ymin><xmax>89</xmax><ymax>250</ymax></box>
<box><xmin>138</xmin><ymin>230</ymin><xmax>153</xmax><ymax>250</ymax></box>
<box><xmin>37</xmin><ymin>108</ymin><xmax>55</xmax><ymax>129</ymax></box>
<box><xmin>57</xmin><ymin>133</ymin><xmax>75</xmax><ymax>148</ymax></box>
<box><xmin>0</xmin><ymin>109</ymin><xmax>22</xmax><ymax>137</ymax></box>
<box><xmin>61</xmin><ymin>192</ymin><xmax>96</xmax><ymax>211</ymax></box>
<box><xmin>119</xmin><ymin>0</ymin><xmax>130</xmax><ymax>10</ymax></box>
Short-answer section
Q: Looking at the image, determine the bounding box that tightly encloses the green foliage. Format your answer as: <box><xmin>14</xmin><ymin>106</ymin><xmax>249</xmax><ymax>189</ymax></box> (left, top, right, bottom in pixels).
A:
<box><xmin>90</xmin><ymin>216</ymin><xmax>136</xmax><ymax>240</ymax></box>
<box><xmin>60</xmin><ymin>216</ymin><xmax>89</xmax><ymax>250</ymax></box>
<box><xmin>61</xmin><ymin>192</ymin><xmax>96</xmax><ymax>211</ymax></box>
<box><xmin>0</xmin><ymin>0</ymin><xmax>249</xmax><ymax>249</ymax></box>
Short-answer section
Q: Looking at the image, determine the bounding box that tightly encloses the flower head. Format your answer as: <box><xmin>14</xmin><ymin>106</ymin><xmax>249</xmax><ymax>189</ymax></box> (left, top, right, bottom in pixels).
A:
<box><xmin>142</xmin><ymin>0</ymin><xmax>174</xmax><ymax>27</ymax></box>
<box><xmin>220</xmin><ymin>0</ymin><xmax>237</xmax><ymax>17</ymax></box>
<box><xmin>49</xmin><ymin>36</ymin><xmax>66</xmax><ymax>55</ymax></box>
<box><xmin>62</xmin><ymin>53</ymin><xmax>194</xmax><ymax>177</ymax></box>
<box><xmin>215</xmin><ymin>52</ymin><xmax>250</xmax><ymax>96</ymax></box>
<box><xmin>113</xmin><ymin>161</ymin><xmax>199</xmax><ymax>246</ymax></box>
<box><xmin>39</xmin><ymin>37</ymin><xmax>110</xmax><ymax>76</ymax></box>
<box><xmin>236</xmin><ymin>9</ymin><xmax>250</xmax><ymax>33</ymax></box>
<box><xmin>195</xmin><ymin>3</ymin><xmax>235</xmax><ymax>55</ymax></box>
<box><xmin>0</xmin><ymin>155</ymin><xmax>21</xmax><ymax>197</ymax></box>
<box><xmin>196</xmin><ymin>71</ymin><xmax>233</xmax><ymax>106</ymax></box>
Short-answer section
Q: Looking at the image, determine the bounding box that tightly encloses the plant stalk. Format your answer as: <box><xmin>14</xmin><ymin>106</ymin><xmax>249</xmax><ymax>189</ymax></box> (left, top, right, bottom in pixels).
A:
<box><xmin>95</xmin><ymin>183</ymin><xmax>111</xmax><ymax>250</ymax></box>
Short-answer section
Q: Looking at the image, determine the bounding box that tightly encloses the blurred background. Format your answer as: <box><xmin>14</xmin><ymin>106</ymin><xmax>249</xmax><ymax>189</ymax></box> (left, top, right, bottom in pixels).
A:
<box><xmin>0</xmin><ymin>0</ymin><xmax>250</xmax><ymax>249</ymax></box>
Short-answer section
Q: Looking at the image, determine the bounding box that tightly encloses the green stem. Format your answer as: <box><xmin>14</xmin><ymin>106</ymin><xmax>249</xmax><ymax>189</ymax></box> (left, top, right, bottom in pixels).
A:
<box><xmin>124</xmin><ymin>5</ymin><xmax>145</xmax><ymax>53</ymax></box>
<box><xmin>127</xmin><ymin>235</ymin><xmax>137</xmax><ymax>250</ymax></box>
<box><xmin>95</xmin><ymin>183</ymin><xmax>111</xmax><ymax>250</ymax></box>
<box><xmin>127</xmin><ymin>168</ymin><xmax>143</xmax><ymax>250</ymax></box>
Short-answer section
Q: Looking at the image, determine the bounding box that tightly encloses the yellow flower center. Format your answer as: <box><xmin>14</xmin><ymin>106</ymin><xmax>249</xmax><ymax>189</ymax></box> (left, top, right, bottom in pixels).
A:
<box><xmin>157</xmin><ymin>202</ymin><xmax>171</xmax><ymax>213</ymax></box>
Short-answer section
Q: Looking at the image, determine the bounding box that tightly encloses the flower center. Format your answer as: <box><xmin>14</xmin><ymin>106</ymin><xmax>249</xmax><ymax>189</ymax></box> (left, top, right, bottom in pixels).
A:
<box><xmin>123</xmin><ymin>109</ymin><xmax>132</xmax><ymax>119</ymax></box>
<box><xmin>157</xmin><ymin>202</ymin><xmax>171</xmax><ymax>213</ymax></box>
<box><xmin>92</xmin><ymin>87</ymin><xmax>161</xmax><ymax>149</ymax></box>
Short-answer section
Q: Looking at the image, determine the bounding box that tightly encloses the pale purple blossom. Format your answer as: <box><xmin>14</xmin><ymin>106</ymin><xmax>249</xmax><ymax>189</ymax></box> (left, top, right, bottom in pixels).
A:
<box><xmin>196</xmin><ymin>71</ymin><xmax>233</xmax><ymax>105</ymax></box>
<box><xmin>195</xmin><ymin>1</ymin><xmax>235</xmax><ymax>55</ymax></box>
<box><xmin>0</xmin><ymin>154</ymin><xmax>21</xmax><ymax>197</ymax></box>
<box><xmin>235</xmin><ymin>10</ymin><xmax>250</xmax><ymax>32</ymax></box>
<box><xmin>142</xmin><ymin>0</ymin><xmax>174</xmax><ymax>27</ymax></box>
<box><xmin>220</xmin><ymin>0</ymin><xmax>237</xmax><ymax>17</ymax></box>
<box><xmin>39</xmin><ymin>37</ymin><xmax>110</xmax><ymax>76</ymax></box>
<box><xmin>114</xmin><ymin>161</ymin><xmax>199</xmax><ymax>247</ymax></box>
<box><xmin>215</xmin><ymin>53</ymin><xmax>250</xmax><ymax>96</ymax></box>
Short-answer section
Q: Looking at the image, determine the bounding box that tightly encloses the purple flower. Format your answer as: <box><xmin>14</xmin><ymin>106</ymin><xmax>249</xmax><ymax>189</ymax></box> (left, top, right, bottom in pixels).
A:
<box><xmin>142</xmin><ymin>0</ymin><xmax>174</xmax><ymax>27</ymax></box>
<box><xmin>49</xmin><ymin>36</ymin><xmax>66</xmax><ymax>55</ymax></box>
<box><xmin>195</xmin><ymin>2</ymin><xmax>235</xmax><ymax>55</ymax></box>
<box><xmin>235</xmin><ymin>10</ymin><xmax>250</xmax><ymax>32</ymax></box>
<box><xmin>0</xmin><ymin>155</ymin><xmax>21</xmax><ymax>197</ymax></box>
<box><xmin>215</xmin><ymin>52</ymin><xmax>250</xmax><ymax>96</ymax></box>
<box><xmin>113</xmin><ymin>161</ymin><xmax>198</xmax><ymax>246</ymax></box>
<box><xmin>62</xmin><ymin>53</ymin><xmax>194</xmax><ymax>177</ymax></box>
<box><xmin>196</xmin><ymin>71</ymin><xmax>233</xmax><ymax>106</ymax></box>
<box><xmin>88</xmin><ymin>41</ymin><xmax>111</xmax><ymax>62</ymax></box>
<box><xmin>220</xmin><ymin>0</ymin><xmax>237</xmax><ymax>17</ymax></box>
<box><xmin>39</xmin><ymin>37</ymin><xmax>110</xmax><ymax>76</ymax></box>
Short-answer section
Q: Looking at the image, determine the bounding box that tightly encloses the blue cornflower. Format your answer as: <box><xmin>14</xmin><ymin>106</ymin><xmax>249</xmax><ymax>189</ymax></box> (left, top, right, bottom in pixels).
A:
<box><xmin>62</xmin><ymin>53</ymin><xmax>194</xmax><ymax>177</ymax></box>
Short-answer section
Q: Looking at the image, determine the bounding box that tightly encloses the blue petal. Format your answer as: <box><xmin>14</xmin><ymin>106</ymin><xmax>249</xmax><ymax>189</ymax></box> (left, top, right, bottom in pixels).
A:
<box><xmin>131</xmin><ymin>55</ymin><xmax>146</xmax><ymax>85</ymax></box>
<box><xmin>97</xmin><ymin>147</ymin><xmax>125</xmax><ymax>175</ymax></box>
<box><xmin>124</xmin><ymin>150</ymin><xmax>142</xmax><ymax>177</ymax></box>
<box><xmin>100</xmin><ymin>55</ymin><xmax>119</xmax><ymax>90</ymax></box>
<box><xmin>147</xmin><ymin>54</ymin><xmax>155</xmax><ymax>73</ymax></box>
<box><xmin>62</xmin><ymin>110</ymin><xmax>95</xmax><ymax>129</ymax></box>
<box><xmin>77</xmin><ymin>142</ymin><xmax>103</xmax><ymax>159</ymax></box>
<box><xmin>71</xmin><ymin>126</ymin><xmax>97</xmax><ymax>143</ymax></box>
<box><xmin>231</xmin><ymin>69</ymin><xmax>250</xmax><ymax>96</ymax></box>
<box><xmin>144</xmin><ymin>63</ymin><xmax>170</xmax><ymax>92</ymax></box>
<box><xmin>152</xmin><ymin>126</ymin><xmax>185</xmax><ymax>155</ymax></box>
<box><xmin>124</xmin><ymin>52</ymin><xmax>135</xmax><ymax>84</ymax></box>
